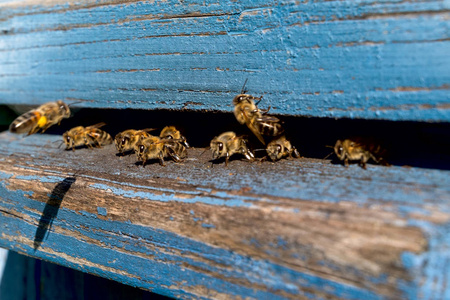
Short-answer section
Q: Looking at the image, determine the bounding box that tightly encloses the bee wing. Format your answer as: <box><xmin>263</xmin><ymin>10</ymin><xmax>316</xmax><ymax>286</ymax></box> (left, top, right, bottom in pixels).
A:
<box><xmin>246</xmin><ymin>121</ymin><xmax>266</xmax><ymax>145</ymax></box>
<box><xmin>86</xmin><ymin>130</ymin><xmax>101</xmax><ymax>139</ymax></box>
<box><xmin>255</xmin><ymin>115</ymin><xmax>285</xmax><ymax>137</ymax></box>
<box><xmin>86</xmin><ymin>122</ymin><xmax>107</xmax><ymax>129</ymax></box>
<box><xmin>255</xmin><ymin>115</ymin><xmax>281</xmax><ymax>123</ymax></box>
<box><xmin>141</xmin><ymin>128</ymin><xmax>157</xmax><ymax>133</ymax></box>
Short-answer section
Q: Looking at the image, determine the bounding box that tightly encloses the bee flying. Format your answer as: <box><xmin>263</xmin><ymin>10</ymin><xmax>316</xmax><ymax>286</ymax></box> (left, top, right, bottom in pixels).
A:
<box><xmin>9</xmin><ymin>100</ymin><xmax>71</xmax><ymax>135</ymax></box>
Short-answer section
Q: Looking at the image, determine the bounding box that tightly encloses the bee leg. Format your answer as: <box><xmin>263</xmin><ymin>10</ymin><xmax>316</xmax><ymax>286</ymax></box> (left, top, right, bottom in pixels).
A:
<box><xmin>159</xmin><ymin>152</ymin><xmax>166</xmax><ymax>166</ymax></box>
<box><xmin>225</xmin><ymin>153</ymin><xmax>229</xmax><ymax>167</ymax></box>
<box><xmin>180</xmin><ymin>138</ymin><xmax>190</xmax><ymax>149</ymax></box>
<box><xmin>379</xmin><ymin>158</ymin><xmax>391</xmax><ymax>167</ymax></box>
<box><xmin>292</xmin><ymin>148</ymin><xmax>301</xmax><ymax>158</ymax></box>
<box><xmin>27</xmin><ymin>125</ymin><xmax>40</xmax><ymax>136</ymax></box>
<box><xmin>260</xmin><ymin>106</ymin><xmax>271</xmax><ymax>115</ymax></box>
<box><xmin>41</xmin><ymin>124</ymin><xmax>51</xmax><ymax>133</ymax></box>
<box><xmin>359</xmin><ymin>159</ymin><xmax>367</xmax><ymax>170</ymax></box>
<box><xmin>370</xmin><ymin>153</ymin><xmax>391</xmax><ymax>166</ymax></box>
<box><xmin>170</xmin><ymin>153</ymin><xmax>181</xmax><ymax>163</ymax></box>
<box><xmin>344</xmin><ymin>157</ymin><xmax>349</xmax><ymax>167</ymax></box>
<box><xmin>85</xmin><ymin>138</ymin><xmax>94</xmax><ymax>149</ymax></box>
<box><xmin>244</xmin><ymin>150</ymin><xmax>254</xmax><ymax>162</ymax></box>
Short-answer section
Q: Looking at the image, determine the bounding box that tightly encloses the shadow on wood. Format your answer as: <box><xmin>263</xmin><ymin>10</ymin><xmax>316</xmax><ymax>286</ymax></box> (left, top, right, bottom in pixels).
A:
<box><xmin>34</xmin><ymin>176</ymin><xmax>76</xmax><ymax>250</ymax></box>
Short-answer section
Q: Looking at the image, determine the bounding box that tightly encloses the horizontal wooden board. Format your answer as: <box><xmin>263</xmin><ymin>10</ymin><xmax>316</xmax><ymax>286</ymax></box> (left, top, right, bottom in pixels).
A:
<box><xmin>0</xmin><ymin>0</ymin><xmax>449</xmax><ymax>121</ymax></box>
<box><xmin>0</xmin><ymin>131</ymin><xmax>449</xmax><ymax>299</ymax></box>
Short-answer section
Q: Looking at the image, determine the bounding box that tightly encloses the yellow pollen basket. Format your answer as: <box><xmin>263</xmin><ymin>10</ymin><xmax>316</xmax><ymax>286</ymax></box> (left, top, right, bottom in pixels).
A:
<box><xmin>37</xmin><ymin>116</ymin><xmax>48</xmax><ymax>128</ymax></box>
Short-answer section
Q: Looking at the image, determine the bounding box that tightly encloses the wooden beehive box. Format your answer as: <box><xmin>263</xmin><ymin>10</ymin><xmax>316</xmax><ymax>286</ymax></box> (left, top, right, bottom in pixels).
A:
<box><xmin>0</xmin><ymin>1</ymin><xmax>449</xmax><ymax>299</ymax></box>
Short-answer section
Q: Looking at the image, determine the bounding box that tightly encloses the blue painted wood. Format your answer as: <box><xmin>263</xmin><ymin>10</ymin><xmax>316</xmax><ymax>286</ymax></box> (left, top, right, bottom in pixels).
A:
<box><xmin>0</xmin><ymin>0</ymin><xmax>449</xmax><ymax>121</ymax></box>
<box><xmin>0</xmin><ymin>132</ymin><xmax>449</xmax><ymax>299</ymax></box>
<box><xmin>0</xmin><ymin>251</ymin><xmax>171</xmax><ymax>300</ymax></box>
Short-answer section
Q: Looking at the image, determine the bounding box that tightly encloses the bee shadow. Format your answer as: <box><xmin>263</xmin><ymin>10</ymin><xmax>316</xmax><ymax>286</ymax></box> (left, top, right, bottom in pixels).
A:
<box><xmin>116</xmin><ymin>150</ymin><xmax>133</xmax><ymax>157</ymax></box>
<box><xmin>208</xmin><ymin>156</ymin><xmax>249</xmax><ymax>166</ymax></box>
<box><xmin>134</xmin><ymin>160</ymin><xmax>164</xmax><ymax>167</ymax></box>
<box><xmin>33</xmin><ymin>176</ymin><xmax>76</xmax><ymax>251</ymax></box>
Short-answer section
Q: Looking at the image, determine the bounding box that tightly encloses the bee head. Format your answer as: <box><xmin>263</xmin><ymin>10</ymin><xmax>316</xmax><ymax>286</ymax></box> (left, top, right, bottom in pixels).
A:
<box><xmin>232</xmin><ymin>94</ymin><xmax>255</xmax><ymax>106</ymax></box>
<box><xmin>63</xmin><ymin>132</ymin><xmax>72</xmax><ymax>149</ymax></box>
<box><xmin>210</xmin><ymin>141</ymin><xmax>224</xmax><ymax>159</ymax></box>
<box><xmin>57</xmin><ymin>100</ymin><xmax>71</xmax><ymax>118</ymax></box>
<box><xmin>267</xmin><ymin>143</ymin><xmax>282</xmax><ymax>161</ymax></box>
<box><xmin>114</xmin><ymin>133</ymin><xmax>127</xmax><ymax>153</ymax></box>
<box><xmin>134</xmin><ymin>144</ymin><xmax>146</xmax><ymax>160</ymax></box>
<box><xmin>334</xmin><ymin>140</ymin><xmax>346</xmax><ymax>160</ymax></box>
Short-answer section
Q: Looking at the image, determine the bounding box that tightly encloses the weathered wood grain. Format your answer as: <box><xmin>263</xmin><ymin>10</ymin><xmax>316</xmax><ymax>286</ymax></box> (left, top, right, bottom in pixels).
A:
<box><xmin>0</xmin><ymin>0</ymin><xmax>449</xmax><ymax>121</ymax></box>
<box><xmin>0</xmin><ymin>131</ymin><xmax>449</xmax><ymax>299</ymax></box>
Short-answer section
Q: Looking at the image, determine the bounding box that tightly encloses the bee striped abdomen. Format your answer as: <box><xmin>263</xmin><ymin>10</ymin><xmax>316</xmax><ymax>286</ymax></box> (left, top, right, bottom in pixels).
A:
<box><xmin>9</xmin><ymin>111</ymin><xmax>41</xmax><ymax>134</ymax></box>
<box><xmin>88</xmin><ymin>129</ymin><xmax>112</xmax><ymax>146</ymax></box>
<box><xmin>258</xmin><ymin>121</ymin><xmax>284</xmax><ymax>137</ymax></box>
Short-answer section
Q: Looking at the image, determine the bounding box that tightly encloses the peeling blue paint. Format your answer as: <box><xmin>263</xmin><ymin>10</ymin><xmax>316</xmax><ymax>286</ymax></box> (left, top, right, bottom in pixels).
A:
<box><xmin>201</xmin><ymin>223</ymin><xmax>215</xmax><ymax>229</ymax></box>
<box><xmin>0</xmin><ymin>175</ymin><xmax>408</xmax><ymax>299</ymax></box>
<box><xmin>89</xmin><ymin>183</ymin><xmax>253</xmax><ymax>207</ymax></box>
<box><xmin>0</xmin><ymin>204</ymin><xmax>385</xmax><ymax>300</ymax></box>
<box><xmin>14</xmin><ymin>175</ymin><xmax>66</xmax><ymax>183</ymax></box>
<box><xmin>400</xmin><ymin>220</ymin><xmax>450</xmax><ymax>300</ymax></box>
<box><xmin>0</xmin><ymin>1</ymin><xmax>448</xmax><ymax>121</ymax></box>
<box><xmin>97</xmin><ymin>207</ymin><xmax>107</xmax><ymax>216</ymax></box>
<box><xmin>0</xmin><ymin>171</ymin><xmax>13</xmax><ymax>180</ymax></box>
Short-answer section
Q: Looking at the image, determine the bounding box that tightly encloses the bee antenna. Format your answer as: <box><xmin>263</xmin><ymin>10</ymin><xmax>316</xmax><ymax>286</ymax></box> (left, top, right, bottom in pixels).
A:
<box><xmin>68</xmin><ymin>101</ymin><xmax>83</xmax><ymax>107</ymax></box>
<box><xmin>241</xmin><ymin>78</ymin><xmax>249</xmax><ymax>94</ymax></box>
<box><xmin>199</xmin><ymin>147</ymin><xmax>210</xmax><ymax>157</ymax></box>
<box><xmin>253</xmin><ymin>149</ymin><xmax>267</xmax><ymax>152</ymax></box>
<box><xmin>52</xmin><ymin>140</ymin><xmax>65</xmax><ymax>149</ymax></box>
<box><xmin>323</xmin><ymin>151</ymin><xmax>334</xmax><ymax>160</ymax></box>
<box><xmin>254</xmin><ymin>96</ymin><xmax>264</xmax><ymax>106</ymax></box>
<box><xmin>325</xmin><ymin>145</ymin><xmax>334</xmax><ymax>148</ymax></box>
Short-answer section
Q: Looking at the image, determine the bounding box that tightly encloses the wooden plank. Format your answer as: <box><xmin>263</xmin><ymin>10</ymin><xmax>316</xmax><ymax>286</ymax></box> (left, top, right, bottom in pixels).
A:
<box><xmin>0</xmin><ymin>0</ymin><xmax>449</xmax><ymax>121</ymax></box>
<box><xmin>0</xmin><ymin>250</ymin><xmax>171</xmax><ymax>299</ymax></box>
<box><xmin>0</xmin><ymin>131</ymin><xmax>449</xmax><ymax>299</ymax></box>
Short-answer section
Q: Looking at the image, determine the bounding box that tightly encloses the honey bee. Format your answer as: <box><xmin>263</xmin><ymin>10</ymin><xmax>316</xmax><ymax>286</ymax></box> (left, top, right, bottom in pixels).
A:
<box><xmin>232</xmin><ymin>92</ymin><xmax>284</xmax><ymax>144</ymax></box>
<box><xmin>334</xmin><ymin>138</ymin><xmax>390</xmax><ymax>169</ymax></box>
<box><xmin>210</xmin><ymin>131</ymin><xmax>255</xmax><ymax>166</ymax></box>
<box><xmin>160</xmin><ymin>126</ymin><xmax>189</xmax><ymax>148</ymax></box>
<box><xmin>114</xmin><ymin>129</ymin><xmax>155</xmax><ymax>155</ymax></box>
<box><xmin>134</xmin><ymin>136</ymin><xmax>187</xmax><ymax>167</ymax></box>
<box><xmin>266</xmin><ymin>135</ymin><xmax>300</xmax><ymax>161</ymax></box>
<box><xmin>63</xmin><ymin>123</ymin><xmax>112</xmax><ymax>151</ymax></box>
<box><xmin>9</xmin><ymin>100</ymin><xmax>71</xmax><ymax>135</ymax></box>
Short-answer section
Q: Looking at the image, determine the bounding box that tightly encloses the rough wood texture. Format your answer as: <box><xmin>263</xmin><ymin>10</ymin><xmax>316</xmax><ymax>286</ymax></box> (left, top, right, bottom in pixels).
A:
<box><xmin>0</xmin><ymin>251</ymin><xmax>171</xmax><ymax>300</ymax></box>
<box><xmin>0</xmin><ymin>0</ymin><xmax>449</xmax><ymax>121</ymax></box>
<box><xmin>0</xmin><ymin>131</ymin><xmax>449</xmax><ymax>299</ymax></box>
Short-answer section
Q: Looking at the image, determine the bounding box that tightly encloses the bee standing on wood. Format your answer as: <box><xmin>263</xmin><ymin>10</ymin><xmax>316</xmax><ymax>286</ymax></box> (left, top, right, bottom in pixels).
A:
<box><xmin>135</xmin><ymin>136</ymin><xmax>187</xmax><ymax>167</ymax></box>
<box><xmin>160</xmin><ymin>126</ymin><xmax>189</xmax><ymax>148</ymax></box>
<box><xmin>334</xmin><ymin>138</ymin><xmax>390</xmax><ymax>169</ymax></box>
<box><xmin>114</xmin><ymin>129</ymin><xmax>155</xmax><ymax>155</ymax></box>
<box><xmin>232</xmin><ymin>82</ymin><xmax>284</xmax><ymax>144</ymax></box>
<box><xmin>266</xmin><ymin>135</ymin><xmax>300</xmax><ymax>161</ymax></box>
<box><xmin>9</xmin><ymin>100</ymin><xmax>71</xmax><ymax>135</ymax></box>
<box><xmin>210</xmin><ymin>131</ymin><xmax>255</xmax><ymax>166</ymax></box>
<box><xmin>63</xmin><ymin>123</ymin><xmax>112</xmax><ymax>151</ymax></box>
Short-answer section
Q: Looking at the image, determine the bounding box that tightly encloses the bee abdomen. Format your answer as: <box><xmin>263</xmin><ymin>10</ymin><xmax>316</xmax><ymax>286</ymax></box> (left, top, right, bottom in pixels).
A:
<box><xmin>9</xmin><ymin>111</ymin><xmax>41</xmax><ymax>134</ymax></box>
<box><xmin>258</xmin><ymin>122</ymin><xmax>284</xmax><ymax>137</ymax></box>
<box><xmin>99</xmin><ymin>131</ymin><xmax>113</xmax><ymax>145</ymax></box>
